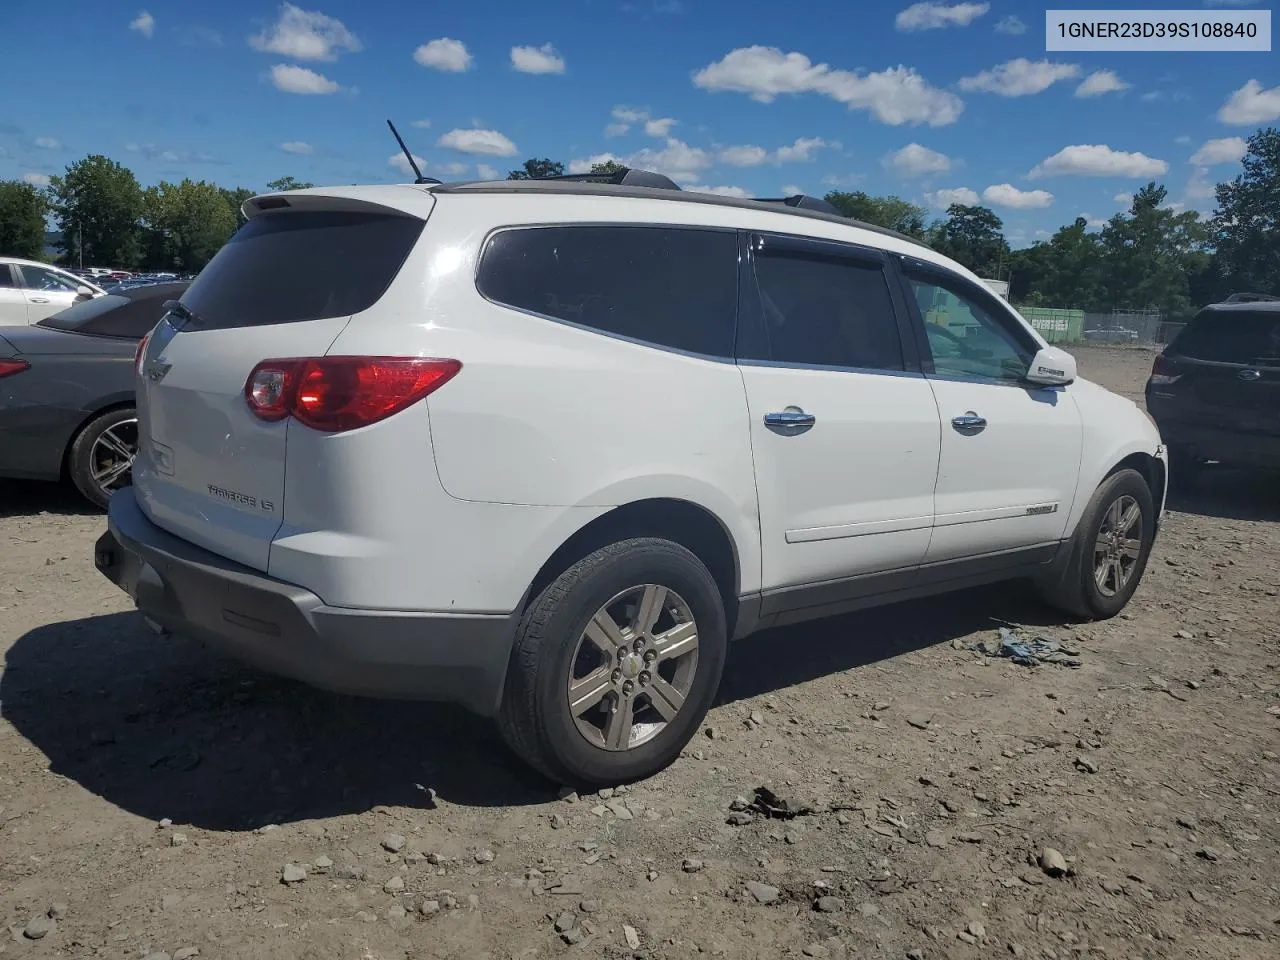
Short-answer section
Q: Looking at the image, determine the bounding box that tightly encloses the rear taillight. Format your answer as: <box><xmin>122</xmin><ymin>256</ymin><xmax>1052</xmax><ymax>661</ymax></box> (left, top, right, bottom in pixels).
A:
<box><xmin>0</xmin><ymin>359</ymin><xmax>30</xmax><ymax>379</ymax></box>
<box><xmin>1149</xmin><ymin>353</ymin><xmax>1180</xmax><ymax>386</ymax></box>
<box><xmin>134</xmin><ymin>332</ymin><xmax>150</xmax><ymax>377</ymax></box>
<box><xmin>244</xmin><ymin>356</ymin><xmax>461</xmax><ymax>432</ymax></box>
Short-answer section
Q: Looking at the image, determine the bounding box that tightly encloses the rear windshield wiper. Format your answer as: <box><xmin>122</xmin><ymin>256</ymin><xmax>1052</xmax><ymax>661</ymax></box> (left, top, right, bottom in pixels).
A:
<box><xmin>163</xmin><ymin>300</ymin><xmax>208</xmax><ymax>331</ymax></box>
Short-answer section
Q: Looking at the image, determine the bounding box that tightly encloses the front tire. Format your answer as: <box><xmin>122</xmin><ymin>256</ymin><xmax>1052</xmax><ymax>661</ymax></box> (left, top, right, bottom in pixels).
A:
<box><xmin>1037</xmin><ymin>468</ymin><xmax>1155</xmax><ymax>620</ymax></box>
<box><xmin>498</xmin><ymin>538</ymin><xmax>727</xmax><ymax>787</ymax></box>
<box><xmin>69</xmin><ymin>407</ymin><xmax>138</xmax><ymax>510</ymax></box>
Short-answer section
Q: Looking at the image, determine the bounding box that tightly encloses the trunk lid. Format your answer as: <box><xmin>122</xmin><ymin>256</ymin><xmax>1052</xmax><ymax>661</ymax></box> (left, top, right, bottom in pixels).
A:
<box><xmin>1165</xmin><ymin>307</ymin><xmax>1280</xmax><ymax>430</ymax></box>
<box><xmin>133</xmin><ymin>196</ymin><xmax>430</xmax><ymax>570</ymax></box>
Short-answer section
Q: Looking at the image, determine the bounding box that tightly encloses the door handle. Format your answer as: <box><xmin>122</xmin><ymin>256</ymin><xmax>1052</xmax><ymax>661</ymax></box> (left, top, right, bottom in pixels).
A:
<box><xmin>951</xmin><ymin>412</ymin><xmax>987</xmax><ymax>430</ymax></box>
<box><xmin>28</xmin><ymin>297</ymin><xmax>50</xmax><ymax>303</ymax></box>
<box><xmin>764</xmin><ymin>409</ymin><xmax>816</xmax><ymax>431</ymax></box>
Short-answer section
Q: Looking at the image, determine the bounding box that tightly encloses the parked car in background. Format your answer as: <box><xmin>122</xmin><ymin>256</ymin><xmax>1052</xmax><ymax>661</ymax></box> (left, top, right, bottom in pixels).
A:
<box><xmin>95</xmin><ymin>174</ymin><xmax>1166</xmax><ymax>786</ymax></box>
<box><xmin>1146</xmin><ymin>294</ymin><xmax>1280</xmax><ymax>478</ymax></box>
<box><xmin>0</xmin><ymin>281</ymin><xmax>188</xmax><ymax>507</ymax></box>
<box><xmin>0</xmin><ymin>258</ymin><xmax>107</xmax><ymax>326</ymax></box>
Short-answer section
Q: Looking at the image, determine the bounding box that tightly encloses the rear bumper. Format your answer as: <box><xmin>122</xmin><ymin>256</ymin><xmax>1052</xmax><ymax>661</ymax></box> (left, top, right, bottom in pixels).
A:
<box><xmin>95</xmin><ymin>489</ymin><xmax>517</xmax><ymax>716</ymax></box>
<box><xmin>1151</xmin><ymin>416</ymin><xmax>1280</xmax><ymax>469</ymax></box>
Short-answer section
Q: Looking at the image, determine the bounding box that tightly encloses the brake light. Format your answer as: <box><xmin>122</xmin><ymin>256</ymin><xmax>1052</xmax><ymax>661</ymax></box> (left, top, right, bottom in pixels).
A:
<box><xmin>134</xmin><ymin>332</ymin><xmax>150</xmax><ymax>377</ymax></box>
<box><xmin>1149</xmin><ymin>353</ymin><xmax>1180</xmax><ymax>386</ymax></box>
<box><xmin>0</xmin><ymin>359</ymin><xmax>30</xmax><ymax>379</ymax></box>
<box><xmin>244</xmin><ymin>356</ymin><xmax>461</xmax><ymax>432</ymax></box>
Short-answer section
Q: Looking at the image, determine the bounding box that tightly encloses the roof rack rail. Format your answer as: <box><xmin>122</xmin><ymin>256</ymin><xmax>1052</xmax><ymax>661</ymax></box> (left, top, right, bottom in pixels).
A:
<box><xmin>755</xmin><ymin>194</ymin><xmax>843</xmax><ymax>217</ymax></box>
<box><xmin>1223</xmin><ymin>292</ymin><xmax>1280</xmax><ymax>303</ymax></box>
<box><xmin>539</xmin><ymin>167</ymin><xmax>682</xmax><ymax>191</ymax></box>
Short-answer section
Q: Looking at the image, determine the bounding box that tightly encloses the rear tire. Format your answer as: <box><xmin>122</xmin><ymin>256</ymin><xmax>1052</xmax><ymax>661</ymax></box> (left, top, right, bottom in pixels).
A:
<box><xmin>1037</xmin><ymin>468</ymin><xmax>1155</xmax><ymax>620</ymax></box>
<box><xmin>69</xmin><ymin>407</ymin><xmax>138</xmax><ymax>510</ymax></box>
<box><xmin>497</xmin><ymin>538</ymin><xmax>727</xmax><ymax>787</ymax></box>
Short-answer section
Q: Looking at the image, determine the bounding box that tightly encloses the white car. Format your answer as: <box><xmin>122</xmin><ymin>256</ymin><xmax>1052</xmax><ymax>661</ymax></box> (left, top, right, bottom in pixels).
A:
<box><xmin>95</xmin><ymin>173</ymin><xmax>1167</xmax><ymax>786</ymax></box>
<box><xmin>0</xmin><ymin>257</ymin><xmax>106</xmax><ymax>325</ymax></box>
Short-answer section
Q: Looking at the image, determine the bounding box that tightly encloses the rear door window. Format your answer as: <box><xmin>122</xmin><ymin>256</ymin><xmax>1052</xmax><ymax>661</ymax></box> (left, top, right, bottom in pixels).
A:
<box><xmin>1173</xmin><ymin>309</ymin><xmax>1280</xmax><ymax>365</ymax></box>
<box><xmin>476</xmin><ymin>225</ymin><xmax>739</xmax><ymax>357</ymax></box>
<box><xmin>178</xmin><ymin>210</ymin><xmax>425</xmax><ymax>330</ymax></box>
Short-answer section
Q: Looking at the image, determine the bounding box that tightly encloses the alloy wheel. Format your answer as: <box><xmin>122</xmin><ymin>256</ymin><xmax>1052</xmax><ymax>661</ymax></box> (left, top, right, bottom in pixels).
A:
<box><xmin>1092</xmin><ymin>494</ymin><xmax>1143</xmax><ymax>597</ymax></box>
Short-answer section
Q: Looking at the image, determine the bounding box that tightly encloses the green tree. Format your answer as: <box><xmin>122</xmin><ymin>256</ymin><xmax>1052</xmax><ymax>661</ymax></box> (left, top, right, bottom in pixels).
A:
<box><xmin>507</xmin><ymin>159</ymin><xmax>565</xmax><ymax>180</ymax></box>
<box><xmin>1211</xmin><ymin>127</ymin><xmax>1280</xmax><ymax>296</ymax></box>
<box><xmin>1098</xmin><ymin>183</ymin><xmax>1208</xmax><ymax>319</ymax></box>
<box><xmin>266</xmin><ymin>176</ymin><xmax>315</xmax><ymax>192</ymax></box>
<box><xmin>49</xmin><ymin>155</ymin><xmax>144</xmax><ymax>268</ymax></box>
<box><xmin>823</xmin><ymin>190</ymin><xmax>928</xmax><ymax>237</ymax></box>
<box><xmin>220</xmin><ymin>186</ymin><xmax>256</xmax><ymax>226</ymax></box>
<box><xmin>930</xmin><ymin>204</ymin><xmax>1009</xmax><ymax>277</ymax></box>
<box><xmin>0</xmin><ymin>180</ymin><xmax>49</xmax><ymax>259</ymax></box>
<box><xmin>140</xmin><ymin>179</ymin><xmax>237</xmax><ymax>272</ymax></box>
<box><xmin>590</xmin><ymin>160</ymin><xmax>627</xmax><ymax>176</ymax></box>
<box><xmin>1008</xmin><ymin>217</ymin><xmax>1105</xmax><ymax>309</ymax></box>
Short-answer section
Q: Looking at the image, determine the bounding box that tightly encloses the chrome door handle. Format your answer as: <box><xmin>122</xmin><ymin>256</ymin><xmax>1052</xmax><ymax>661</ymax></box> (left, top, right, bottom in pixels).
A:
<box><xmin>951</xmin><ymin>412</ymin><xmax>987</xmax><ymax>430</ymax></box>
<box><xmin>28</xmin><ymin>297</ymin><xmax>50</xmax><ymax>303</ymax></box>
<box><xmin>764</xmin><ymin>409</ymin><xmax>816</xmax><ymax>430</ymax></box>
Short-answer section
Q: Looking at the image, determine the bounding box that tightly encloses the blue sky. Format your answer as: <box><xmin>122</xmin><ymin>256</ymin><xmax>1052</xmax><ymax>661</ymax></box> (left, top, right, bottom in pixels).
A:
<box><xmin>1</xmin><ymin>0</ymin><xmax>1276</xmax><ymax>247</ymax></box>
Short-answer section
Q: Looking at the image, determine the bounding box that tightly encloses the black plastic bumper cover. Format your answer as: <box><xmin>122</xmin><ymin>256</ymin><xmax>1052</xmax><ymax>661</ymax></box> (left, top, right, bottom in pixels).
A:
<box><xmin>95</xmin><ymin>490</ymin><xmax>517</xmax><ymax>716</ymax></box>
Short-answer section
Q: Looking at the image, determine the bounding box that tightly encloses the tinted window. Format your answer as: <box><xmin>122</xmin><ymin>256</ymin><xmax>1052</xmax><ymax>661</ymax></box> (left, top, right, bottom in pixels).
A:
<box><xmin>746</xmin><ymin>246</ymin><xmax>904</xmax><ymax>371</ymax></box>
<box><xmin>1173</xmin><ymin>309</ymin><xmax>1280</xmax><ymax>365</ymax></box>
<box><xmin>477</xmin><ymin>226</ymin><xmax>739</xmax><ymax>357</ymax></box>
<box><xmin>906</xmin><ymin>271</ymin><xmax>1033</xmax><ymax>383</ymax></box>
<box><xmin>0</xmin><ymin>265</ymin><xmax>18</xmax><ymax>288</ymax></box>
<box><xmin>178</xmin><ymin>211</ymin><xmax>425</xmax><ymax>329</ymax></box>
<box><xmin>39</xmin><ymin>284</ymin><xmax>189</xmax><ymax>339</ymax></box>
<box><xmin>21</xmin><ymin>264</ymin><xmax>81</xmax><ymax>293</ymax></box>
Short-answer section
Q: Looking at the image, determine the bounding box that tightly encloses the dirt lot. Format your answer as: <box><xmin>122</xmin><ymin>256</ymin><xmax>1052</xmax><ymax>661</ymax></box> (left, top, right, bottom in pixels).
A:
<box><xmin>2</xmin><ymin>345</ymin><xmax>1277</xmax><ymax>960</ymax></box>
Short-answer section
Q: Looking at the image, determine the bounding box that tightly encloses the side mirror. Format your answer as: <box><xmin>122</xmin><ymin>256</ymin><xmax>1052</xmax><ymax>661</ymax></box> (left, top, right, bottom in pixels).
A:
<box><xmin>75</xmin><ymin>285</ymin><xmax>96</xmax><ymax>298</ymax></box>
<box><xmin>1024</xmin><ymin>345</ymin><xmax>1077</xmax><ymax>386</ymax></box>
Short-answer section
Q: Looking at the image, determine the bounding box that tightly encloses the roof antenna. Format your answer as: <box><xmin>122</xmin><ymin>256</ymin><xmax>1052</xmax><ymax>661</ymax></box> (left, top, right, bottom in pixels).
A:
<box><xmin>386</xmin><ymin>119</ymin><xmax>441</xmax><ymax>184</ymax></box>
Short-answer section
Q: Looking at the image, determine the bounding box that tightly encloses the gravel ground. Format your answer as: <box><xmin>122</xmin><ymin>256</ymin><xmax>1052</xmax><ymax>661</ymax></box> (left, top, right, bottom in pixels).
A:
<box><xmin>2</xmin><ymin>344</ymin><xmax>1277</xmax><ymax>960</ymax></box>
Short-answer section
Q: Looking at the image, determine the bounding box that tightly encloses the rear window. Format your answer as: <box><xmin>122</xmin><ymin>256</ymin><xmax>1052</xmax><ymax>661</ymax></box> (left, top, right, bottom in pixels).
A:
<box><xmin>1173</xmin><ymin>309</ymin><xmax>1280</xmax><ymax>364</ymax></box>
<box><xmin>38</xmin><ymin>286</ymin><xmax>188</xmax><ymax>340</ymax></box>
<box><xmin>178</xmin><ymin>210</ymin><xmax>425</xmax><ymax>329</ymax></box>
<box><xmin>476</xmin><ymin>225</ymin><xmax>739</xmax><ymax>357</ymax></box>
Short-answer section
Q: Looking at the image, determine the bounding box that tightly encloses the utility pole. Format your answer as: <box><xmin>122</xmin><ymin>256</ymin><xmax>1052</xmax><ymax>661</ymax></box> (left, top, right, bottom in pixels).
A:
<box><xmin>77</xmin><ymin>221</ymin><xmax>83</xmax><ymax>269</ymax></box>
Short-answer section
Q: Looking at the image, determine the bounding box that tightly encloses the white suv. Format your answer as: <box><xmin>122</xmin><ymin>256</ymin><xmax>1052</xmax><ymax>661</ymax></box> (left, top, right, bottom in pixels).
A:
<box><xmin>95</xmin><ymin>173</ymin><xmax>1167</xmax><ymax>786</ymax></box>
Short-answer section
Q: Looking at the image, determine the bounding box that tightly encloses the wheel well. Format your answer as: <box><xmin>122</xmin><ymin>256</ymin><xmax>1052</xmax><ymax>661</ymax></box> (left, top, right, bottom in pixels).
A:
<box><xmin>524</xmin><ymin>498</ymin><xmax>741</xmax><ymax>634</ymax></box>
<box><xmin>1112</xmin><ymin>452</ymin><xmax>1167</xmax><ymax>517</ymax></box>
<box><xmin>60</xmin><ymin>401</ymin><xmax>135</xmax><ymax>478</ymax></box>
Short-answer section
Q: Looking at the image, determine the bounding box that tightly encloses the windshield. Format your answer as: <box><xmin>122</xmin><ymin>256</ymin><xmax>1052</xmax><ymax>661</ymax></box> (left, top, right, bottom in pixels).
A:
<box><xmin>1173</xmin><ymin>309</ymin><xmax>1280</xmax><ymax>365</ymax></box>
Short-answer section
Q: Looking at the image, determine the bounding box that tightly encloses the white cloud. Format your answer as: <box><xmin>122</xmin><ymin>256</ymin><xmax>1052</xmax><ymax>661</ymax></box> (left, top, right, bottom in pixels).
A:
<box><xmin>719</xmin><ymin>145</ymin><xmax>769</xmax><ymax>167</ymax></box>
<box><xmin>1217</xmin><ymin>79</ymin><xmax>1280</xmax><ymax>125</ymax></box>
<box><xmin>1174</xmin><ymin>134</ymin><xmax>1192</xmax><ymax>145</ymax></box>
<box><xmin>612</xmin><ymin>106</ymin><xmax>646</xmax><ymax>123</ymax></box>
<box><xmin>882</xmin><ymin>142</ymin><xmax>952</xmax><ymax>176</ymax></box>
<box><xmin>437</xmin><ymin>128</ymin><xmax>518</xmax><ymax>156</ymax></box>
<box><xmin>269</xmin><ymin>63</ymin><xmax>340</xmax><ymax>94</ymax></box>
<box><xmin>605</xmin><ymin>124</ymin><xmax>630</xmax><ymax>137</ymax></box>
<box><xmin>388</xmin><ymin>152</ymin><xmax>426</xmax><ymax>176</ymax></box>
<box><xmin>34</xmin><ymin>137</ymin><xmax>60</xmax><ymax>149</ymax></box>
<box><xmin>685</xmin><ymin>184</ymin><xmax>751</xmax><ymax>198</ymax></box>
<box><xmin>124</xmin><ymin>142</ymin><xmax>218</xmax><ymax>164</ymax></box>
<box><xmin>413</xmin><ymin>37</ymin><xmax>472</xmax><ymax>72</ymax></box>
<box><xmin>1029</xmin><ymin>144</ymin><xmax>1169</xmax><ymax>178</ymax></box>
<box><xmin>1114</xmin><ymin>191</ymin><xmax>1133</xmax><ymax>204</ymax></box>
<box><xmin>718</xmin><ymin>137</ymin><xmax>828</xmax><ymax>167</ymax></box>
<box><xmin>959</xmin><ymin>58</ymin><xmax>1080</xmax><ymax>96</ymax></box>
<box><xmin>510</xmin><ymin>43</ymin><xmax>565</xmax><ymax>74</ymax></box>
<box><xmin>983</xmin><ymin>183</ymin><xmax>1054</xmax><ymax>208</ymax></box>
<box><xmin>782</xmin><ymin>184</ymin><xmax>804</xmax><ymax>196</ymax></box>
<box><xmin>129</xmin><ymin>11</ymin><xmax>155</xmax><ymax>38</ymax></box>
<box><xmin>476</xmin><ymin>164</ymin><xmax>499</xmax><ymax>179</ymax></box>
<box><xmin>993</xmin><ymin>14</ymin><xmax>1025</xmax><ymax>34</ymax></box>
<box><xmin>410</xmin><ymin>119</ymin><xmax>431</xmax><ymax>129</ymax></box>
<box><xmin>606</xmin><ymin>108</ymin><xmax>677</xmax><ymax>138</ymax></box>
<box><xmin>1075</xmin><ymin>70</ymin><xmax>1129</xmax><ymax>98</ymax></box>
<box><xmin>1190</xmin><ymin>136</ymin><xmax>1246</xmax><ymax>166</ymax></box>
<box><xmin>1141</xmin><ymin>90</ymin><xmax>1163</xmax><ymax>103</ymax></box>
<box><xmin>895</xmin><ymin>2</ymin><xmax>989</xmax><ymax>31</ymax></box>
<box><xmin>280</xmin><ymin>141</ymin><xmax>313</xmax><ymax>154</ymax></box>
<box><xmin>250</xmin><ymin>3</ymin><xmax>360</xmax><ymax>61</ymax></box>
<box><xmin>692</xmin><ymin>46</ymin><xmax>963</xmax><ymax>126</ymax></box>
<box><xmin>925</xmin><ymin>186</ymin><xmax>980</xmax><ymax>207</ymax></box>
<box><xmin>22</xmin><ymin>172</ymin><xmax>51</xmax><ymax>187</ymax></box>
<box><xmin>1184</xmin><ymin>167</ymin><xmax>1216</xmax><ymax>200</ymax></box>
<box><xmin>644</xmin><ymin>117</ymin><xmax>677</xmax><ymax>137</ymax></box>
<box><xmin>629</xmin><ymin>138</ymin><xmax>712</xmax><ymax>180</ymax></box>
<box><xmin>438</xmin><ymin>161</ymin><xmax>470</xmax><ymax>176</ymax></box>
<box><xmin>1081</xmin><ymin>214</ymin><xmax>1107</xmax><ymax>229</ymax></box>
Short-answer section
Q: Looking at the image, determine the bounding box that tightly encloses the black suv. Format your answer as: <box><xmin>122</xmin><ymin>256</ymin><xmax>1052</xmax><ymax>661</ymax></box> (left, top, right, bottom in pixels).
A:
<box><xmin>1145</xmin><ymin>294</ymin><xmax>1280</xmax><ymax>477</ymax></box>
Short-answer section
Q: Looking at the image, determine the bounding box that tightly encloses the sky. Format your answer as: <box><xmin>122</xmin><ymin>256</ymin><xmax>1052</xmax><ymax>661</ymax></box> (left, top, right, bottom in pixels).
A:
<box><xmin>1</xmin><ymin>0</ymin><xmax>1276</xmax><ymax>248</ymax></box>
